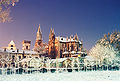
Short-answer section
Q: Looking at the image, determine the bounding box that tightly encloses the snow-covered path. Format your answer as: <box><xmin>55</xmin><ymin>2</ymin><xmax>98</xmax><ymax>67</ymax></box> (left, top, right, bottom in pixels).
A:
<box><xmin>0</xmin><ymin>71</ymin><xmax>119</xmax><ymax>81</ymax></box>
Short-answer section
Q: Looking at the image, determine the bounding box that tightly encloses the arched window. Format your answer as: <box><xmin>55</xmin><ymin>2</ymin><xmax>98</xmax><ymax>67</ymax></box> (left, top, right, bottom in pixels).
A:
<box><xmin>11</xmin><ymin>45</ymin><xmax>13</xmax><ymax>47</ymax></box>
<box><xmin>26</xmin><ymin>46</ymin><xmax>28</xmax><ymax>49</ymax></box>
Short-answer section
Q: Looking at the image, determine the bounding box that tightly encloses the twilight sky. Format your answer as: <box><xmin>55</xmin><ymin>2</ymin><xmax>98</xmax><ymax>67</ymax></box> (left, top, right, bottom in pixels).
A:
<box><xmin>0</xmin><ymin>0</ymin><xmax>120</xmax><ymax>50</ymax></box>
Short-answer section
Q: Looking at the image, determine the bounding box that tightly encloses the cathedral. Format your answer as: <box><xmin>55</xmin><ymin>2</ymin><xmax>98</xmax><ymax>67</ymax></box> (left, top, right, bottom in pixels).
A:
<box><xmin>33</xmin><ymin>25</ymin><xmax>85</xmax><ymax>59</ymax></box>
<box><xmin>0</xmin><ymin>24</ymin><xmax>86</xmax><ymax>60</ymax></box>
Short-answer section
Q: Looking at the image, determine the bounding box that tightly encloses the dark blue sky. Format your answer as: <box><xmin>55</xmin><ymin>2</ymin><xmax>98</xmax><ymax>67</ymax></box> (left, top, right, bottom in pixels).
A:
<box><xmin>0</xmin><ymin>0</ymin><xmax>120</xmax><ymax>50</ymax></box>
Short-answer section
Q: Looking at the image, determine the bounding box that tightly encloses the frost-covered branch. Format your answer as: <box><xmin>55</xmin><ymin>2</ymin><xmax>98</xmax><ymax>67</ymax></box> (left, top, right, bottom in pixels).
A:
<box><xmin>89</xmin><ymin>31</ymin><xmax>120</xmax><ymax>66</ymax></box>
<box><xmin>0</xmin><ymin>0</ymin><xmax>19</xmax><ymax>23</ymax></box>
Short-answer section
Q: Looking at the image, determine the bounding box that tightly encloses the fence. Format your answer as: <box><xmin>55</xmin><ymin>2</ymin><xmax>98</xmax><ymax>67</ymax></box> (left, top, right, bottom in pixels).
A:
<box><xmin>0</xmin><ymin>53</ymin><xmax>119</xmax><ymax>75</ymax></box>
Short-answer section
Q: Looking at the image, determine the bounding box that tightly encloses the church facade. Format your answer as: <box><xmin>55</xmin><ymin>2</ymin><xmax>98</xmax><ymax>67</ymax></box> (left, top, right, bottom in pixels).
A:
<box><xmin>48</xmin><ymin>28</ymin><xmax>85</xmax><ymax>59</ymax></box>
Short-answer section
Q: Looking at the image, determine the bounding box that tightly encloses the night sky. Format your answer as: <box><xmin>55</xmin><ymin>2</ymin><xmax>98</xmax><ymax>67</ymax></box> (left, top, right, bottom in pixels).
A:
<box><xmin>0</xmin><ymin>0</ymin><xmax>120</xmax><ymax>50</ymax></box>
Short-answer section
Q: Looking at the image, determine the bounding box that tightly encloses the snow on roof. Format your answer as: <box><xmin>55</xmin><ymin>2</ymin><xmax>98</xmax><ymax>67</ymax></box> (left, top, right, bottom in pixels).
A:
<box><xmin>9</xmin><ymin>40</ymin><xmax>15</xmax><ymax>45</ymax></box>
<box><xmin>23</xmin><ymin>50</ymin><xmax>38</xmax><ymax>54</ymax></box>
<box><xmin>63</xmin><ymin>51</ymin><xmax>69</xmax><ymax>54</ymax></box>
<box><xmin>0</xmin><ymin>48</ymin><xmax>38</xmax><ymax>54</ymax></box>
<box><xmin>77</xmin><ymin>51</ymin><xmax>86</xmax><ymax>54</ymax></box>
<box><xmin>56</xmin><ymin>37</ymin><xmax>67</xmax><ymax>42</ymax></box>
<box><xmin>63</xmin><ymin>51</ymin><xmax>86</xmax><ymax>54</ymax></box>
<box><xmin>71</xmin><ymin>54</ymin><xmax>78</xmax><ymax>57</ymax></box>
<box><xmin>79</xmin><ymin>41</ymin><xmax>82</xmax><ymax>44</ymax></box>
<box><xmin>56</xmin><ymin>36</ymin><xmax>82</xmax><ymax>44</ymax></box>
<box><xmin>70</xmin><ymin>51</ymin><xmax>76</xmax><ymax>54</ymax></box>
<box><xmin>51</xmin><ymin>58</ymin><xmax>67</xmax><ymax>63</ymax></box>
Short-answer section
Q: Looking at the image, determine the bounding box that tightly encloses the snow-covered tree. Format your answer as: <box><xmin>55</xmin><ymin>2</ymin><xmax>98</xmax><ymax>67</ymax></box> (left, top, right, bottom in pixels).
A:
<box><xmin>89</xmin><ymin>43</ymin><xmax>117</xmax><ymax>65</ymax></box>
<box><xmin>0</xmin><ymin>0</ymin><xmax>19</xmax><ymax>23</ymax></box>
<box><xmin>89</xmin><ymin>31</ymin><xmax>120</xmax><ymax>65</ymax></box>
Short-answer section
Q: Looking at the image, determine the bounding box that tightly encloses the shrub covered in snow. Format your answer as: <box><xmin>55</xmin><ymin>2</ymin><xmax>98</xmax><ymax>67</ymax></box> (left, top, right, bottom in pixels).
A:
<box><xmin>89</xmin><ymin>31</ymin><xmax>120</xmax><ymax>66</ymax></box>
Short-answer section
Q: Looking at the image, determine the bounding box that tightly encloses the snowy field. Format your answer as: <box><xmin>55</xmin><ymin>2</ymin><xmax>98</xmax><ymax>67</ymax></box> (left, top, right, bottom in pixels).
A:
<box><xmin>0</xmin><ymin>71</ymin><xmax>119</xmax><ymax>81</ymax></box>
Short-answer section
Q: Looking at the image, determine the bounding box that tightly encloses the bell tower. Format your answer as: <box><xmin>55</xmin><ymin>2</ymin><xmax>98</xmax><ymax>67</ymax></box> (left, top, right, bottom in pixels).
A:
<box><xmin>48</xmin><ymin>28</ymin><xmax>56</xmax><ymax>59</ymax></box>
<box><xmin>34</xmin><ymin>24</ymin><xmax>43</xmax><ymax>52</ymax></box>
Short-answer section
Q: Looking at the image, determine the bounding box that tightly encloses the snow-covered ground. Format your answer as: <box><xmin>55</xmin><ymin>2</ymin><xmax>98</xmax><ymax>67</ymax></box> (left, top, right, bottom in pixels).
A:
<box><xmin>0</xmin><ymin>71</ymin><xmax>119</xmax><ymax>81</ymax></box>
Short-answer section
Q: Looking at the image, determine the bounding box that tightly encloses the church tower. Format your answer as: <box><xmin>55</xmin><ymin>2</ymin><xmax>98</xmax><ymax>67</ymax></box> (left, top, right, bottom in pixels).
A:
<box><xmin>22</xmin><ymin>40</ymin><xmax>31</xmax><ymax>50</ymax></box>
<box><xmin>48</xmin><ymin>28</ymin><xmax>56</xmax><ymax>59</ymax></box>
<box><xmin>34</xmin><ymin>24</ymin><xmax>43</xmax><ymax>52</ymax></box>
<box><xmin>7</xmin><ymin>40</ymin><xmax>16</xmax><ymax>50</ymax></box>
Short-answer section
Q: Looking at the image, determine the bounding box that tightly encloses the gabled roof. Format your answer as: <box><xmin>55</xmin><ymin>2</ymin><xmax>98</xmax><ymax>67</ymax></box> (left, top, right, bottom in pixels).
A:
<box><xmin>9</xmin><ymin>40</ymin><xmax>15</xmax><ymax>45</ymax></box>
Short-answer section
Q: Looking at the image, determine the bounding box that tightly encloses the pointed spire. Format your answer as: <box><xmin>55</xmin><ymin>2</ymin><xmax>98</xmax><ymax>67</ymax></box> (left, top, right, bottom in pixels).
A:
<box><xmin>50</xmin><ymin>28</ymin><xmax>52</xmax><ymax>34</ymax></box>
<box><xmin>74</xmin><ymin>35</ymin><xmax>76</xmax><ymax>40</ymax></box>
<box><xmin>36</xmin><ymin>24</ymin><xmax>42</xmax><ymax>41</ymax></box>
<box><xmin>49</xmin><ymin>28</ymin><xmax>52</xmax><ymax>40</ymax></box>
<box><xmin>52</xmin><ymin>28</ymin><xmax>55</xmax><ymax>34</ymax></box>
<box><xmin>75</xmin><ymin>33</ymin><xmax>79</xmax><ymax>40</ymax></box>
<box><xmin>49</xmin><ymin>28</ymin><xmax>52</xmax><ymax>36</ymax></box>
<box><xmin>37</xmin><ymin>24</ymin><xmax>41</xmax><ymax>33</ymax></box>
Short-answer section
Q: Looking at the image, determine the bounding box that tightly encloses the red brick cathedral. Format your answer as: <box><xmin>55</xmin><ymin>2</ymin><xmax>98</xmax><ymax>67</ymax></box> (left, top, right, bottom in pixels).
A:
<box><xmin>48</xmin><ymin>28</ymin><xmax>84</xmax><ymax>59</ymax></box>
<box><xmin>32</xmin><ymin>25</ymin><xmax>85</xmax><ymax>59</ymax></box>
<box><xmin>29</xmin><ymin>24</ymin><xmax>86</xmax><ymax>59</ymax></box>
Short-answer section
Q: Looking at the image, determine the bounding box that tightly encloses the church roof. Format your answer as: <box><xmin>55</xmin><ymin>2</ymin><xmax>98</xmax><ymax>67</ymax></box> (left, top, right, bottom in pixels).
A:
<box><xmin>63</xmin><ymin>51</ymin><xmax>69</xmax><ymax>54</ymax></box>
<box><xmin>51</xmin><ymin>58</ymin><xmax>67</xmax><ymax>63</ymax></box>
<box><xmin>9</xmin><ymin>40</ymin><xmax>15</xmax><ymax>45</ymax></box>
<box><xmin>56</xmin><ymin>36</ymin><xmax>82</xmax><ymax>44</ymax></box>
<box><xmin>0</xmin><ymin>48</ymin><xmax>38</xmax><ymax>54</ymax></box>
<box><xmin>22</xmin><ymin>40</ymin><xmax>31</xmax><ymax>44</ymax></box>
